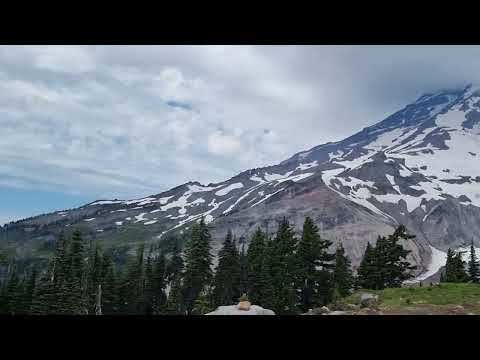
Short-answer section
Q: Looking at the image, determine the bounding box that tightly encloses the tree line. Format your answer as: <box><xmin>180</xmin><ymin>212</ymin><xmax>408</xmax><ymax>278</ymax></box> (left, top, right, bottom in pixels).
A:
<box><xmin>439</xmin><ymin>243</ymin><xmax>479</xmax><ymax>284</ymax></box>
<box><xmin>0</xmin><ymin>218</ymin><xmax>418</xmax><ymax>315</ymax></box>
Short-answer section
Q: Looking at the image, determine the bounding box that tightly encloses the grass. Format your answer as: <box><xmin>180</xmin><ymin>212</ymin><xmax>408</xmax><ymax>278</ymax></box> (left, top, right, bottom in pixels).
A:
<box><xmin>346</xmin><ymin>283</ymin><xmax>480</xmax><ymax>314</ymax></box>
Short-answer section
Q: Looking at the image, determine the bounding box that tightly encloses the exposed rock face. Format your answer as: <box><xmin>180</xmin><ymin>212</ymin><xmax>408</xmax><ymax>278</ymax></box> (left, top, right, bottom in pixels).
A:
<box><xmin>206</xmin><ymin>305</ymin><xmax>275</xmax><ymax>315</ymax></box>
<box><xmin>360</xmin><ymin>293</ymin><xmax>379</xmax><ymax>309</ymax></box>
<box><xmin>2</xmin><ymin>85</ymin><xmax>480</xmax><ymax>280</ymax></box>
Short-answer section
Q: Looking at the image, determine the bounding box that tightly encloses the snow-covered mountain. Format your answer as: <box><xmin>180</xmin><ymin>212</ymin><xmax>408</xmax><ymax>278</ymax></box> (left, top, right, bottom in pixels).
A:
<box><xmin>2</xmin><ymin>84</ymin><xmax>480</xmax><ymax>279</ymax></box>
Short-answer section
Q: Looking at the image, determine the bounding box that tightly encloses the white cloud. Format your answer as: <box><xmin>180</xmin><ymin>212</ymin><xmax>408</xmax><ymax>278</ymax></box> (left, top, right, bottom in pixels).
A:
<box><xmin>0</xmin><ymin>45</ymin><xmax>479</xmax><ymax>202</ymax></box>
<box><xmin>207</xmin><ymin>131</ymin><xmax>243</xmax><ymax>156</ymax></box>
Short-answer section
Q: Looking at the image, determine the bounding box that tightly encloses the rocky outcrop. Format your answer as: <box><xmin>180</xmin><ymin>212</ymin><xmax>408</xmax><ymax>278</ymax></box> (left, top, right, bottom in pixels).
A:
<box><xmin>206</xmin><ymin>304</ymin><xmax>275</xmax><ymax>315</ymax></box>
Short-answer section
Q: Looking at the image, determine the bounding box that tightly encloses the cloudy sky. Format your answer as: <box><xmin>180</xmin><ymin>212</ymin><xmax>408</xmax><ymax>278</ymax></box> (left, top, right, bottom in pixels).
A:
<box><xmin>1</xmin><ymin>45</ymin><xmax>479</xmax><ymax>224</ymax></box>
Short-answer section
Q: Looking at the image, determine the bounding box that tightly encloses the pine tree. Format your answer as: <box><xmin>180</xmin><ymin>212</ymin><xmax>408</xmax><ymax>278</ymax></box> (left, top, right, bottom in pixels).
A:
<box><xmin>166</xmin><ymin>243</ymin><xmax>183</xmax><ymax>283</ymax></box>
<box><xmin>67</xmin><ymin>230</ymin><xmax>88</xmax><ymax>314</ymax></box>
<box><xmin>381</xmin><ymin>225</ymin><xmax>417</xmax><ymax>288</ymax></box>
<box><xmin>165</xmin><ymin>244</ymin><xmax>184</xmax><ymax>314</ymax></box>
<box><xmin>30</xmin><ymin>263</ymin><xmax>56</xmax><ymax>315</ymax></box>
<box><xmin>182</xmin><ymin>219</ymin><xmax>213</xmax><ymax>313</ymax></box>
<box><xmin>333</xmin><ymin>243</ymin><xmax>354</xmax><ymax>297</ymax></box>
<box><xmin>165</xmin><ymin>274</ymin><xmax>184</xmax><ymax>314</ymax></box>
<box><xmin>192</xmin><ymin>289</ymin><xmax>214</xmax><ymax>315</ymax></box>
<box><xmin>443</xmin><ymin>248</ymin><xmax>468</xmax><ymax>283</ymax></box>
<box><xmin>356</xmin><ymin>242</ymin><xmax>377</xmax><ymax>289</ymax></box>
<box><xmin>247</xmin><ymin>228</ymin><xmax>266</xmax><ymax>304</ymax></box>
<box><xmin>467</xmin><ymin>242</ymin><xmax>479</xmax><ymax>283</ymax></box>
<box><xmin>87</xmin><ymin>242</ymin><xmax>103</xmax><ymax>313</ymax></box>
<box><xmin>21</xmin><ymin>267</ymin><xmax>37</xmax><ymax>314</ymax></box>
<box><xmin>152</xmin><ymin>251</ymin><xmax>167</xmax><ymax>313</ymax></box>
<box><xmin>121</xmin><ymin>243</ymin><xmax>146</xmax><ymax>314</ymax></box>
<box><xmin>100</xmin><ymin>252</ymin><xmax>117</xmax><ymax>314</ymax></box>
<box><xmin>267</xmin><ymin>217</ymin><xmax>298</xmax><ymax>314</ymax></box>
<box><xmin>295</xmin><ymin>217</ymin><xmax>334</xmax><ymax>311</ymax></box>
<box><xmin>51</xmin><ymin>232</ymin><xmax>72</xmax><ymax>313</ymax></box>
<box><xmin>212</xmin><ymin>230</ymin><xmax>241</xmax><ymax>307</ymax></box>
<box><xmin>144</xmin><ymin>246</ymin><xmax>155</xmax><ymax>315</ymax></box>
<box><xmin>4</xmin><ymin>264</ymin><xmax>20</xmax><ymax>314</ymax></box>
<box><xmin>238</xmin><ymin>240</ymin><xmax>248</xmax><ymax>297</ymax></box>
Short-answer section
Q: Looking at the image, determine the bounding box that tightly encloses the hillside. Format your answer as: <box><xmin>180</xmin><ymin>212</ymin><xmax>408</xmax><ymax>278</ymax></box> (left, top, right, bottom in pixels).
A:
<box><xmin>1</xmin><ymin>84</ymin><xmax>480</xmax><ymax>279</ymax></box>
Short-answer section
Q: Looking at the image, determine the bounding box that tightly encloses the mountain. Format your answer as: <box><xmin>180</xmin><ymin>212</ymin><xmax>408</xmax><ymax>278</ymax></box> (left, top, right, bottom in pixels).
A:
<box><xmin>2</xmin><ymin>84</ymin><xmax>480</xmax><ymax>279</ymax></box>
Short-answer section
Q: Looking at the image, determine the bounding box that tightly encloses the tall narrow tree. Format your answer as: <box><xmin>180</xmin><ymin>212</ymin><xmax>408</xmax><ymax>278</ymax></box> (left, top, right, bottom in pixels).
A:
<box><xmin>267</xmin><ymin>217</ymin><xmax>298</xmax><ymax>314</ymax></box>
<box><xmin>182</xmin><ymin>219</ymin><xmax>213</xmax><ymax>313</ymax></box>
<box><xmin>212</xmin><ymin>230</ymin><xmax>241</xmax><ymax>307</ymax></box>
<box><xmin>295</xmin><ymin>217</ymin><xmax>335</xmax><ymax>311</ymax></box>
<box><xmin>247</xmin><ymin>228</ymin><xmax>266</xmax><ymax>304</ymax></box>
<box><xmin>467</xmin><ymin>242</ymin><xmax>479</xmax><ymax>283</ymax></box>
<box><xmin>333</xmin><ymin>243</ymin><xmax>354</xmax><ymax>297</ymax></box>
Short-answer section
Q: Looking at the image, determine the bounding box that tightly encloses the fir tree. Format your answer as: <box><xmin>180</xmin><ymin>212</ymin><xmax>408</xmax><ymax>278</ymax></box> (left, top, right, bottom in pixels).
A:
<box><xmin>212</xmin><ymin>230</ymin><xmax>241</xmax><ymax>307</ymax></box>
<box><xmin>152</xmin><ymin>251</ymin><xmax>167</xmax><ymax>313</ymax></box>
<box><xmin>121</xmin><ymin>243</ymin><xmax>146</xmax><ymax>314</ymax></box>
<box><xmin>333</xmin><ymin>243</ymin><xmax>354</xmax><ymax>297</ymax></box>
<box><xmin>191</xmin><ymin>289</ymin><xmax>214</xmax><ymax>315</ymax></box>
<box><xmin>467</xmin><ymin>242</ymin><xmax>479</xmax><ymax>283</ymax></box>
<box><xmin>247</xmin><ymin>228</ymin><xmax>266</xmax><ymax>304</ymax></box>
<box><xmin>21</xmin><ymin>267</ymin><xmax>37</xmax><ymax>314</ymax></box>
<box><xmin>165</xmin><ymin>274</ymin><xmax>184</xmax><ymax>314</ymax></box>
<box><xmin>443</xmin><ymin>248</ymin><xmax>468</xmax><ymax>283</ymax></box>
<box><xmin>381</xmin><ymin>225</ymin><xmax>417</xmax><ymax>288</ymax></box>
<box><xmin>182</xmin><ymin>219</ymin><xmax>213</xmax><ymax>313</ymax></box>
<box><xmin>67</xmin><ymin>230</ymin><xmax>88</xmax><ymax>314</ymax></box>
<box><xmin>356</xmin><ymin>242</ymin><xmax>377</xmax><ymax>289</ymax></box>
<box><xmin>30</xmin><ymin>263</ymin><xmax>56</xmax><ymax>315</ymax></box>
<box><xmin>100</xmin><ymin>252</ymin><xmax>117</xmax><ymax>314</ymax></box>
<box><xmin>295</xmin><ymin>217</ymin><xmax>334</xmax><ymax>311</ymax></box>
<box><xmin>267</xmin><ymin>217</ymin><xmax>298</xmax><ymax>314</ymax></box>
<box><xmin>144</xmin><ymin>246</ymin><xmax>155</xmax><ymax>314</ymax></box>
<box><xmin>87</xmin><ymin>242</ymin><xmax>103</xmax><ymax>313</ymax></box>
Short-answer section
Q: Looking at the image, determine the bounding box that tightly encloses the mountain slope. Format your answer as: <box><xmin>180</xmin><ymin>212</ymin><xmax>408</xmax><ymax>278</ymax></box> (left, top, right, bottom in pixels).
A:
<box><xmin>2</xmin><ymin>84</ymin><xmax>480</xmax><ymax>278</ymax></box>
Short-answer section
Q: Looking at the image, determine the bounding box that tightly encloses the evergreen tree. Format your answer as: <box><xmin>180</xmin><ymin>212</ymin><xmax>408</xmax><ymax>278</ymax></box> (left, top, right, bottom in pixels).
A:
<box><xmin>295</xmin><ymin>217</ymin><xmax>334</xmax><ymax>311</ymax></box>
<box><xmin>191</xmin><ymin>289</ymin><xmax>214</xmax><ymax>315</ymax></box>
<box><xmin>100</xmin><ymin>252</ymin><xmax>117</xmax><ymax>314</ymax></box>
<box><xmin>212</xmin><ymin>230</ymin><xmax>241</xmax><ymax>307</ymax></box>
<box><xmin>165</xmin><ymin>274</ymin><xmax>184</xmax><ymax>314</ymax></box>
<box><xmin>238</xmin><ymin>240</ymin><xmax>248</xmax><ymax>297</ymax></box>
<box><xmin>443</xmin><ymin>248</ymin><xmax>468</xmax><ymax>283</ymax></box>
<box><xmin>51</xmin><ymin>232</ymin><xmax>72</xmax><ymax>313</ymax></box>
<box><xmin>87</xmin><ymin>242</ymin><xmax>103</xmax><ymax>313</ymax></box>
<box><xmin>151</xmin><ymin>251</ymin><xmax>167</xmax><ymax>313</ymax></box>
<box><xmin>356</xmin><ymin>225</ymin><xmax>416</xmax><ymax>290</ymax></box>
<box><xmin>356</xmin><ymin>242</ymin><xmax>377</xmax><ymax>289</ymax></box>
<box><xmin>144</xmin><ymin>246</ymin><xmax>155</xmax><ymax>315</ymax></box>
<box><xmin>121</xmin><ymin>243</ymin><xmax>146</xmax><ymax>314</ymax></box>
<box><xmin>333</xmin><ymin>243</ymin><xmax>354</xmax><ymax>297</ymax></box>
<box><xmin>381</xmin><ymin>225</ymin><xmax>417</xmax><ymax>288</ymax></box>
<box><xmin>182</xmin><ymin>219</ymin><xmax>213</xmax><ymax>313</ymax></box>
<box><xmin>67</xmin><ymin>230</ymin><xmax>88</xmax><ymax>314</ymax></box>
<box><xmin>166</xmin><ymin>243</ymin><xmax>183</xmax><ymax>283</ymax></box>
<box><xmin>4</xmin><ymin>264</ymin><xmax>20</xmax><ymax>314</ymax></box>
<box><xmin>30</xmin><ymin>263</ymin><xmax>56</xmax><ymax>315</ymax></box>
<box><xmin>467</xmin><ymin>242</ymin><xmax>479</xmax><ymax>283</ymax></box>
<box><xmin>267</xmin><ymin>217</ymin><xmax>298</xmax><ymax>314</ymax></box>
<box><xmin>21</xmin><ymin>267</ymin><xmax>37</xmax><ymax>314</ymax></box>
<box><xmin>247</xmin><ymin>228</ymin><xmax>266</xmax><ymax>304</ymax></box>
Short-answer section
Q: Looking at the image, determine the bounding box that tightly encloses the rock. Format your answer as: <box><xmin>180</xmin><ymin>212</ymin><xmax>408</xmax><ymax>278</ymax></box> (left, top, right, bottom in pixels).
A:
<box><xmin>206</xmin><ymin>305</ymin><xmax>275</xmax><ymax>315</ymax></box>
<box><xmin>360</xmin><ymin>293</ymin><xmax>379</xmax><ymax>309</ymax></box>
<box><xmin>312</xmin><ymin>306</ymin><xmax>330</xmax><ymax>315</ymax></box>
<box><xmin>345</xmin><ymin>303</ymin><xmax>360</xmax><ymax>311</ymax></box>
<box><xmin>327</xmin><ymin>311</ymin><xmax>348</xmax><ymax>315</ymax></box>
<box><xmin>237</xmin><ymin>301</ymin><xmax>251</xmax><ymax>311</ymax></box>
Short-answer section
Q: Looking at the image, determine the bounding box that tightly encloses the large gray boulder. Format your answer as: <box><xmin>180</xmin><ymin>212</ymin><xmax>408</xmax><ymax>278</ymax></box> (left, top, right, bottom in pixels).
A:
<box><xmin>206</xmin><ymin>305</ymin><xmax>275</xmax><ymax>315</ymax></box>
<box><xmin>360</xmin><ymin>293</ymin><xmax>379</xmax><ymax>309</ymax></box>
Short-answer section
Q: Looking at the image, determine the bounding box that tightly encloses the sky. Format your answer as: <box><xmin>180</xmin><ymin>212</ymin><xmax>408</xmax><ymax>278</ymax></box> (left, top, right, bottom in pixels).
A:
<box><xmin>1</xmin><ymin>45</ymin><xmax>480</xmax><ymax>225</ymax></box>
